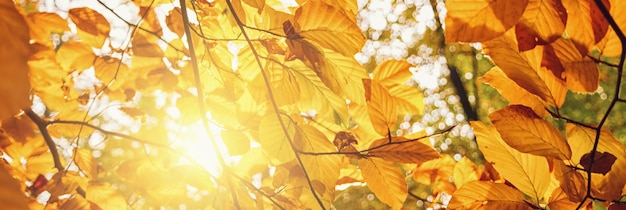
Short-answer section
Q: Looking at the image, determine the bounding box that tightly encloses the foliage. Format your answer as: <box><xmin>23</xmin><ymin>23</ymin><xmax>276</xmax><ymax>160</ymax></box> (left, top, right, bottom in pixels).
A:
<box><xmin>445</xmin><ymin>0</ymin><xmax>626</xmax><ymax>209</ymax></box>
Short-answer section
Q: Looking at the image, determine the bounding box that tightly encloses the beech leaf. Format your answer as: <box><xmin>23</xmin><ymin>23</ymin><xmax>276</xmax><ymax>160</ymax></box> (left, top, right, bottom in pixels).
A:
<box><xmin>358</xmin><ymin>157</ymin><xmax>407</xmax><ymax>209</ymax></box>
<box><xmin>367</xmin><ymin>136</ymin><xmax>440</xmax><ymax>164</ymax></box>
<box><xmin>448</xmin><ymin>181</ymin><xmax>532</xmax><ymax>210</ymax></box>
<box><xmin>580</xmin><ymin>151</ymin><xmax>617</xmax><ymax>175</ymax></box>
<box><xmin>445</xmin><ymin>0</ymin><xmax>529</xmax><ymax>42</ymax></box>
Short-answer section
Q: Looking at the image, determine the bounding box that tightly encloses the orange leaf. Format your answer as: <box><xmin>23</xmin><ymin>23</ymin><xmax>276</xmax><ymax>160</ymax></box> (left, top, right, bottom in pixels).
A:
<box><xmin>453</xmin><ymin>157</ymin><xmax>480</xmax><ymax>189</ymax></box>
<box><xmin>547</xmin><ymin>187</ymin><xmax>588</xmax><ymax>210</ymax></box>
<box><xmin>553</xmin><ymin>161</ymin><xmax>587</xmax><ymax>202</ymax></box>
<box><xmin>0</xmin><ymin>0</ymin><xmax>31</xmax><ymax>119</ymax></box>
<box><xmin>362</xmin><ymin>79</ymin><xmax>396</xmax><ymax>136</ymax></box>
<box><xmin>358</xmin><ymin>157</ymin><xmax>407</xmax><ymax>209</ymax></box>
<box><xmin>518</xmin><ymin>0</ymin><xmax>567</xmax><ymax>44</ymax></box>
<box><xmin>563</xmin><ymin>0</ymin><xmax>610</xmax><ymax>55</ymax></box>
<box><xmin>489</xmin><ymin>105</ymin><xmax>571</xmax><ymax>160</ymax></box>
<box><xmin>550</xmin><ymin>38</ymin><xmax>599</xmax><ymax>92</ymax></box>
<box><xmin>0</xmin><ymin>163</ymin><xmax>28</xmax><ymax>209</ymax></box>
<box><xmin>448</xmin><ymin>181</ymin><xmax>532</xmax><ymax>210</ymax></box>
<box><xmin>372</xmin><ymin>59</ymin><xmax>413</xmax><ymax>87</ymax></box>
<box><xmin>445</xmin><ymin>0</ymin><xmax>529</xmax><ymax>42</ymax></box>
<box><xmin>56</xmin><ymin>41</ymin><xmax>95</xmax><ymax>72</ymax></box>
<box><xmin>367</xmin><ymin>136</ymin><xmax>440</xmax><ymax>163</ymax></box>
<box><xmin>166</xmin><ymin>8</ymin><xmax>185</xmax><ymax>38</ymax></box>
<box><xmin>580</xmin><ymin>151</ymin><xmax>617</xmax><ymax>175</ymax></box>
<box><xmin>93</xmin><ymin>56</ymin><xmax>130</xmax><ymax>91</ymax></box>
<box><xmin>69</xmin><ymin>7</ymin><xmax>111</xmax><ymax>48</ymax></box>
<box><xmin>26</xmin><ymin>12</ymin><xmax>69</xmax><ymax>46</ymax></box>
<box><xmin>479</xmin><ymin>67</ymin><xmax>548</xmax><ymax>117</ymax></box>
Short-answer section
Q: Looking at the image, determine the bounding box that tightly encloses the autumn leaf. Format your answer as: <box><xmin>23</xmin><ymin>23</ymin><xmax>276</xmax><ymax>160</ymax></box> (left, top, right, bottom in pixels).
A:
<box><xmin>562</xmin><ymin>0</ymin><xmax>609</xmax><ymax>55</ymax></box>
<box><xmin>363</xmin><ymin>79</ymin><xmax>397</xmax><ymax>136</ymax></box>
<box><xmin>580</xmin><ymin>151</ymin><xmax>617</xmax><ymax>175</ymax></box>
<box><xmin>26</xmin><ymin>12</ymin><xmax>69</xmax><ymax>47</ymax></box>
<box><xmin>453</xmin><ymin>157</ymin><xmax>480</xmax><ymax>189</ymax></box>
<box><xmin>0</xmin><ymin>0</ymin><xmax>31</xmax><ymax>120</ymax></box>
<box><xmin>372</xmin><ymin>59</ymin><xmax>413</xmax><ymax>87</ymax></box>
<box><xmin>547</xmin><ymin>187</ymin><xmax>587</xmax><ymax>210</ymax></box>
<box><xmin>166</xmin><ymin>8</ymin><xmax>185</xmax><ymax>38</ymax></box>
<box><xmin>445</xmin><ymin>0</ymin><xmax>529</xmax><ymax>42</ymax></box>
<box><xmin>0</xmin><ymin>163</ymin><xmax>28</xmax><ymax>210</ymax></box>
<box><xmin>56</xmin><ymin>41</ymin><xmax>96</xmax><ymax>72</ymax></box>
<box><xmin>448</xmin><ymin>181</ymin><xmax>532</xmax><ymax>210</ymax></box>
<box><xmin>367</xmin><ymin>136</ymin><xmax>440</xmax><ymax>164</ymax></box>
<box><xmin>69</xmin><ymin>7</ymin><xmax>111</xmax><ymax>48</ymax></box>
<box><xmin>87</xmin><ymin>182</ymin><xmax>127</xmax><ymax>210</ymax></box>
<box><xmin>517</xmin><ymin>0</ymin><xmax>567</xmax><ymax>44</ymax></box>
<box><xmin>48</xmin><ymin>110</ymin><xmax>95</xmax><ymax>138</ymax></box>
<box><xmin>220</xmin><ymin>130</ymin><xmax>250</xmax><ymax>156</ymax></box>
<box><xmin>550</xmin><ymin>37</ymin><xmax>599</xmax><ymax>92</ymax></box>
<box><xmin>358</xmin><ymin>157</ymin><xmax>407</xmax><ymax>209</ymax></box>
<box><xmin>93</xmin><ymin>56</ymin><xmax>130</xmax><ymax>91</ymax></box>
<box><xmin>73</xmin><ymin>148</ymin><xmax>98</xmax><ymax>179</ymax></box>
<box><xmin>471</xmin><ymin>121</ymin><xmax>550</xmax><ymax>202</ymax></box>
<box><xmin>489</xmin><ymin>105</ymin><xmax>571</xmax><ymax>160</ymax></box>
<box><xmin>258</xmin><ymin>113</ymin><xmax>296</xmax><ymax>164</ymax></box>
<box><xmin>294</xmin><ymin>1</ymin><xmax>365</xmax><ymax>57</ymax></box>
<box><xmin>479</xmin><ymin>67</ymin><xmax>548</xmax><ymax>117</ymax></box>
<box><xmin>553</xmin><ymin>161</ymin><xmax>587</xmax><ymax>202</ymax></box>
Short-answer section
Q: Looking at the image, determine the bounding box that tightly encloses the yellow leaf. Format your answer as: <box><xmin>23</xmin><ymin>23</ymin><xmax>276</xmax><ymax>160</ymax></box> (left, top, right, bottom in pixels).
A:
<box><xmin>445</xmin><ymin>0</ymin><xmax>529</xmax><ymax>42</ymax></box>
<box><xmin>387</xmin><ymin>85</ymin><xmax>424</xmax><ymax>115</ymax></box>
<box><xmin>413</xmin><ymin>155</ymin><xmax>456</xmax><ymax>185</ymax></box>
<box><xmin>0</xmin><ymin>0</ymin><xmax>31</xmax><ymax>119</ymax></box>
<box><xmin>295</xmin><ymin>1</ymin><xmax>365</xmax><ymax>57</ymax></box>
<box><xmin>48</xmin><ymin>110</ymin><xmax>94</xmax><ymax>138</ymax></box>
<box><xmin>93</xmin><ymin>56</ymin><xmax>130</xmax><ymax>91</ymax></box>
<box><xmin>480</xmin><ymin>67</ymin><xmax>548</xmax><ymax>116</ymax></box>
<box><xmin>73</xmin><ymin>148</ymin><xmax>97</xmax><ymax>179</ymax></box>
<box><xmin>367</xmin><ymin>136</ymin><xmax>440</xmax><ymax>164</ymax></box>
<box><xmin>294</xmin><ymin>125</ymin><xmax>340</xmax><ymax>207</ymax></box>
<box><xmin>547</xmin><ymin>187</ymin><xmax>586</xmax><ymax>210</ymax></box>
<box><xmin>483</xmin><ymin>29</ymin><xmax>556</xmax><ymax>105</ymax></box>
<box><xmin>550</xmin><ymin>38</ymin><xmax>599</xmax><ymax>92</ymax></box>
<box><xmin>248</xmin><ymin>60</ymin><xmax>300</xmax><ymax>106</ymax></box>
<box><xmin>258</xmin><ymin>113</ymin><xmax>296</xmax><ymax>164</ymax></box>
<box><xmin>56</xmin><ymin>41</ymin><xmax>95</xmax><ymax>72</ymax></box>
<box><xmin>323</xmin><ymin>49</ymin><xmax>368</xmax><ymax>104</ymax></box>
<box><xmin>489</xmin><ymin>105</ymin><xmax>571</xmax><ymax>160</ymax></box>
<box><xmin>363</xmin><ymin>79</ymin><xmax>396</xmax><ymax>136</ymax></box>
<box><xmin>166</xmin><ymin>8</ymin><xmax>185</xmax><ymax>38</ymax></box>
<box><xmin>372</xmin><ymin>59</ymin><xmax>413</xmax><ymax>87</ymax></box>
<box><xmin>68</xmin><ymin>7</ymin><xmax>111</xmax><ymax>48</ymax></box>
<box><xmin>566</xmin><ymin>123</ymin><xmax>626</xmax><ymax>200</ymax></box>
<box><xmin>471</xmin><ymin>121</ymin><xmax>550</xmax><ymax>202</ymax></box>
<box><xmin>448</xmin><ymin>181</ymin><xmax>532</xmax><ymax>210</ymax></box>
<box><xmin>26</xmin><ymin>12</ymin><xmax>69</xmax><ymax>47</ymax></box>
<box><xmin>220</xmin><ymin>130</ymin><xmax>250</xmax><ymax>156</ymax></box>
<box><xmin>358</xmin><ymin>157</ymin><xmax>407</xmax><ymax>209</ymax></box>
<box><xmin>553</xmin><ymin>161</ymin><xmax>586</xmax><ymax>202</ymax></box>
<box><xmin>563</xmin><ymin>0</ymin><xmax>609</xmax><ymax>55</ymax></box>
<box><xmin>0</xmin><ymin>163</ymin><xmax>28</xmax><ymax>210</ymax></box>
<box><xmin>518</xmin><ymin>0</ymin><xmax>566</xmax><ymax>43</ymax></box>
<box><xmin>87</xmin><ymin>182</ymin><xmax>128</xmax><ymax>210</ymax></box>
<box><xmin>131</xmin><ymin>31</ymin><xmax>164</xmax><ymax>57</ymax></box>
<box><xmin>453</xmin><ymin>157</ymin><xmax>480</xmax><ymax>189</ymax></box>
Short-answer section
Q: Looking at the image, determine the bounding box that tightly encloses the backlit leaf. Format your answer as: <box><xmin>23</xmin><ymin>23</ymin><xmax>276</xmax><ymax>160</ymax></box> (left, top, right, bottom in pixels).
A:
<box><xmin>48</xmin><ymin>110</ymin><xmax>95</xmax><ymax>138</ymax></box>
<box><xmin>563</xmin><ymin>0</ymin><xmax>609</xmax><ymax>55</ymax></box>
<box><xmin>445</xmin><ymin>0</ymin><xmax>529</xmax><ymax>42</ymax></box>
<box><xmin>69</xmin><ymin>7</ymin><xmax>111</xmax><ymax>48</ymax></box>
<box><xmin>471</xmin><ymin>121</ymin><xmax>550</xmax><ymax>202</ymax></box>
<box><xmin>580</xmin><ymin>151</ymin><xmax>617</xmax><ymax>175</ymax></box>
<box><xmin>258</xmin><ymin>113</ymin><xmax>296</xmax><ymax>164</ymax></box>
<box><xmin>518</xmin><ymin>0</ymin><xmax>567</xmax><ymax>44</ymax></box>
<box><xmin>480</xmin><ymin>67</ymin><xmax>548</xmax><ymax>117</ymax></box>
<box><xmin>550</xmin><ymin>38</ymin><xmax>599</xmax><ymax>92</ymax></box>
<box><xmin>358</xmin><ymin>157</ymin><xmax>407</xmax><ymax>209</ymax></box>
<box><xmin>372</xmin><ymin>59</ymin><xmax>413</xmax><ymax>87</ymax></box>
<box><xmin>0</xmin><ymin>0</ymin><xmax>31</xmax><ymax>119</ymax></box>
<box><xmin>87</xmin><ymin>182</ymin><xmax>127</xmax><ymax>210</ymax></box>
<box><xmin>294</xmin><ymin>1</ymin><xmax>365</xmax><ymax>57</ymax></box>
<box><xmin>363</xmin><ymin>79</ymin><xmax>396</xmax><ymax>136</ymax></box>
<box><xmin>0</xmin><ymin>163</ymin><xmax>28</xmax><ymax>210</ymax></box>
<box><xmin>56</xmin><ymin>41</ymin><xmax>95</xmax><ymax>72</ymax></box>
<box><xmin>553</xmin><ymin>161</ymin><xmax>587</xmax><ymax>202</ymax></box>
<box><xmin>547</xmin><ymin>187</ymin><xmax>585</xmax><ymax>210</ymax></box>
<box><xmin>73</xmin><ymin>148</ymin><xmax>97</xmax><ymax>179</ymax></box>
<box><xmin>93</xmin><ymin>56</ymin><xmax>130</xmax><ymax>91</ymax></box>
<box><xmin>26</xmin><ymin>12</ymin><xmax>69</xmax><ymax>47</ymax></box>
<box><xmin>448</xmin><ymin>181</ymin><xmax>532</xmax><ymax>210</ymax></box>
<box><xmin>483</xmin><ymin>29</ymin><xmax>556</xmax><ymax>105</ymax></box>
<box><xmin>453</xmin><ymin>157</ymin><xmax>480</xmax><ymax>189</ymax></box>
<box><xmin>367</xmin><ymin>136</ymin><xmax>440</xmax><ymax>163</ymax></box>
<box><xmin>220</xmin><ymin>130</ymin><xmax>250</xmax><ymax>156</ymax></box>
<box><xmin>166</xmin><ymin>8</ymin><xmax>185</xmax><ymax>38</ymax></box>
<box><xmin>489</xmin><ymin>105</ymin><xmax>571</xmax><ymax>160</ymax></box>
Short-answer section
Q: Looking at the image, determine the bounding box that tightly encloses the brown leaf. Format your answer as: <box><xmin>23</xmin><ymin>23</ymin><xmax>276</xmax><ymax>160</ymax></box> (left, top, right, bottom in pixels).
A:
<box><xmin>166</xmin><ymin>8</ymin><xmax>185</xmax><ymax>38</ymax></box>
<box><xmin>554</xmin><ymin>161</ymin><xmax>587</xmax><ymax>202</ymax></box>
<box><xmin>580</xmin><ymin>151</ymin><xmax>617</xmax><ymax>175</ymax></box>
<box><xmin>368</xmin><ymin>136</ymin><xmax>440</xmax><ymax>163</ymax></box>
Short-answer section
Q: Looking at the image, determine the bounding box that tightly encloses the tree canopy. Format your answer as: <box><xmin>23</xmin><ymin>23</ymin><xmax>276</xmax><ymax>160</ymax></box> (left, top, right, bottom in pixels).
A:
<box><xmin>0</xmin><ymin>0</ymin><xmax>625</xmax><ymax>209</ymax></box>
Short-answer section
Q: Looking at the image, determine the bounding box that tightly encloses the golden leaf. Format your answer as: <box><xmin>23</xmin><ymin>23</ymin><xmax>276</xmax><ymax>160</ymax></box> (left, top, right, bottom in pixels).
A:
<box><xmin>131</xmin><ymin>31</ymin><xmax>164</xmax><ymax>57</ymax></box>
<box><xmin>0</xmin><ymin>0</ymin><xmax>31</xmax><ymax>120</ymax></box>
<box><xmin>26</xmin><ymin>12</ymin><xmax>69</xmax><ymax>47</ymax></box>
<box><xmin>258</xmin><ymin>113</ymin><xmax>296</xmax><ymax>164</ymax></box>
<box><xmin>483</xmin><ymin>29</ymin><xmax>556</xmax><ymax>105</ymax></box>
<box><xmin>547</xmin><ymin>186</ymin><xmax>589</xmax><ymax>209</ymax></box>
<box><xmin>166</xmin><ymin>8</ymin><xmax>185</xmax><ymax>38</ymax></box>
<box><xmin>448</xmin><ymin>181</ymin><xmax>532</xmax><ymax>210</ymax></box>
<box><xmin>387</xmin><ymin>85</ymin><xmax>424</xmax><ymax>115</ymax></box>
<box><xmin>453</xmin><ymin>157</ymin><xmax>480</xmax><ymax>189</ymax></box>
<box><xmin>550</xmin><ymin>38</ymin><xmax>599</xmax><ymax>92</ymax></box>
<box><xmin>48</xmin><ymin>110</ymin><xmax>95</xmax><ymax>138</ymax></box>
<box><xmin>445</xmin><ymin>0</ymin><xmax>529</xmax><ymax>42</ymax></box>
<box><xmin>0</xmin><ymin>163</ymin><xmax>28</xmax><ymax>210</ymax></box>
<box><xmin>518</xmin><ymin>0</ymin><xmax>567</xmax><ymax>43</ymax></box>
<box><xmin>471</xmin><ymin>121</ymin><xmax>550</xmax><ymax>202</ymax></box>
<box><xmin>362</xmin><ymin>79</ymin><xmax>397</xmax><ymax>136</ymax></box>
<box><xmin>489</xmin><ymin>105</ymin><xmax>571</xmax><ymax>160</ymax></box>
<box><xmin>367</xmin><ymin>136</ymin><xmax>440</xmax><ymax>164</ymax></box>
<box><xmin>563</xmin><ymin>0</ymin><xmax>609</xmax><ymax>55</ymax></box>
<box><xmin>294</xmin><ymin>125</ymin><xmax>340</xmax><ymax>207</ymax></box>
<box><xmin>553</xmin><ymin>161</ymin><xmax>587</xmax><ymax>202</ymax></box>
<box><xmin>220</xmin><ymin>130</ymin><xmax>250</xmax><ymax>156</ymax></box>
<box><xmin>294</xmin><ymin>1</ymin><xmax>365</xmax><ymax>57</ymax></box>
<box><xmin>372</xmin><ymin>59</ymin><xmax>413</xmax><ymax>87</ymax></box>
<box><xmin>1</xmin><ymin>115</ymin><xmax>35</xmax><ymax>144</ymax></box>
<box><xmin>413</xmin><ymin>155</ymin><xmax>456</xmax><ymax>186</ymax></box>
<box><xmin>86</xmin><ymin>182</ymin><xmax>128</xmax><ymax>210</ymax></box>
<box><xmin>68</xmin><ymin>7</ymin><xmax>110</xmax><ymax>48</ymax></box>
<box><xmin>93</xmin><ymin>56</ymin><xmax>130</xmax><ymax>91</ymax></box>
<box><xmin>358</xmin><ymin>157</ymin><xmax>407</xmax><ymax>209</ymax></box>
<box><xmin>56</xmin><ymin>41</ymin><xmax>95</xmax><ymax>72</ymax></box>
<box><xmin>73</xmin><ymin>148</ymin><xmax>98</xmax><ymax>179</ymax></box>
<box><xmin>480</xmin><ymin>67</ymin><xmax>548</xmax><ymax>116</ymax></box>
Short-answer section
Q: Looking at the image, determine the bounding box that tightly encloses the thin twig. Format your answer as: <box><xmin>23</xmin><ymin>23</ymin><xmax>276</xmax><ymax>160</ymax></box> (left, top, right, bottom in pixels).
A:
<box><xmin>577</xmin><ymin>0</ymin><xmax>626</xmax><ymax>209</ymax></box>
<box><xmin>178</xmin><ymin>0</ymin><xmax>242</xmax><ymax>209</ymax></box>
<box><xmin>223</xmin><ymin>0</ymin><xmax>327</xmax><ymax>208</ymax></box>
